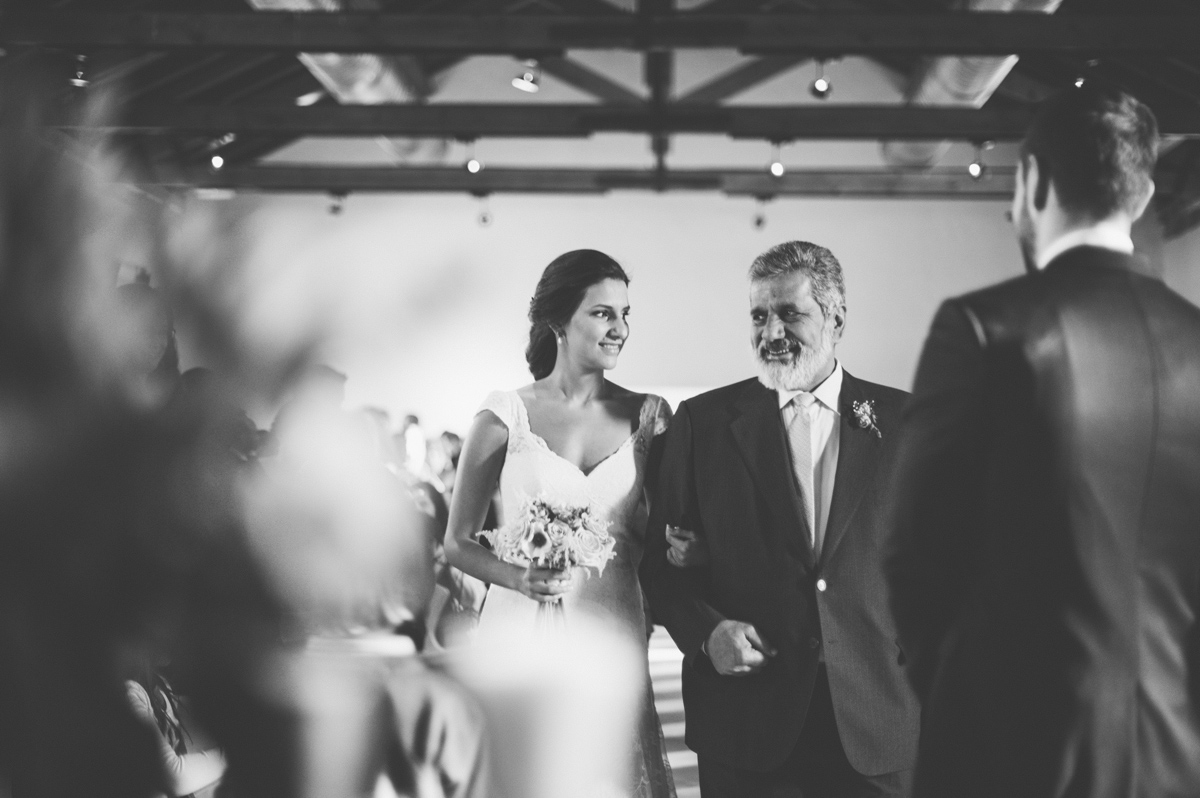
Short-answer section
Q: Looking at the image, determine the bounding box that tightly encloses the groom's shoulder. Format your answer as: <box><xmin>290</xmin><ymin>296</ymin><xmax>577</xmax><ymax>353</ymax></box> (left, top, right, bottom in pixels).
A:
<box><xmin>946</xmin><ymin>270</ymin><xmax>1044</xmax><ymax>323</ymax></box>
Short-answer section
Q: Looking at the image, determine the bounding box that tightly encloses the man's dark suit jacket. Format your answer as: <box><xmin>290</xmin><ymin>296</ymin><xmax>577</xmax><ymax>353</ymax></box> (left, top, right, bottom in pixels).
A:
<box><xmin>887</xmin><ymin>246</ymin><xmax>1200</xmax><ymax>798</ymax></box>
<box><xmin>641</xmin><ymin>371</ymin><xmax>920</xmax><ymax>775</ymax></box>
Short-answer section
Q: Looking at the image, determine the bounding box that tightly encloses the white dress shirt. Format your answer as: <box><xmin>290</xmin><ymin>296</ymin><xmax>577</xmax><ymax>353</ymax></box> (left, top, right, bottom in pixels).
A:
<box><xmin>1036</xmin><ymin>223</ymin><xmax>1134</xmax><ymax>270</ymax></box>
<box><xmin>778</xmin><ymin>361</ymin><xmax>843</xmax><ymax>560</ymax></box>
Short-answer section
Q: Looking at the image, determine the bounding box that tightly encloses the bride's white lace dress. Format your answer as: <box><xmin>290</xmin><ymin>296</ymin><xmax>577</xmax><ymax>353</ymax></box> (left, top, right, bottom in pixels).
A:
<box><xmin>475</xmin><ymin>390</ymin><xmax>676</xmax><ymax>798</ymax></box>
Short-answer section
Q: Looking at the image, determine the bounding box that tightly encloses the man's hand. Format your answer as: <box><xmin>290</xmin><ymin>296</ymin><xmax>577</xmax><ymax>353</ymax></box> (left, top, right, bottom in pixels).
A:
<box><xmin>666</xmin><ymin>524</ymin><xmax>708</xmax><ymax>568</ymax></box>
<box><xmin>704</xmin><ymin>620</ymin><xmax>776</xmax><ymax>676</ymax></box>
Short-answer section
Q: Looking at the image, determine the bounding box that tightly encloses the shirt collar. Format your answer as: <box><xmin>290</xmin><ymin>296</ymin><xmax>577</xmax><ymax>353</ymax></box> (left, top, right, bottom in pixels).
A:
<box><xmin>1036</xmin><ymin>223</ymin><xmax>1134</xmax><ymax>270</ymax></box>
<box><xmin>778</xmin><ymin>360</ymin><xmax>843</xmax><ymax>413</ymax></box>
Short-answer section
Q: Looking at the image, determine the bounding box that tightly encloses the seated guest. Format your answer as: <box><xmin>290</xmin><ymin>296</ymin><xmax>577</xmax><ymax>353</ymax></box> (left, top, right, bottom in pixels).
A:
<box><xmin>125</xmin><ymin>660</ymin><xmax>226</xmax><ymax>798</ymax></box>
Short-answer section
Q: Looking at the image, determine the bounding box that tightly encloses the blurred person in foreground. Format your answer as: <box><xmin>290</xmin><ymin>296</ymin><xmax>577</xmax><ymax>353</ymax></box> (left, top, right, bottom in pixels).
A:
<box><xmin>887</xmin><ymin>85</ymin><xmax>1200</xmax><ymax>798</ymax></box>
<box><xmin>115</xmin><ymin>273</ymin><xmax>181</xmax><ymax>409</ymax></box>
<box><xmin>255</xmin><ymin>389</ymin><xmax>489</xmax><ymax>798</ymax></box>
<box><xmin>0</xmin><ymin>55</ymin><xmax>297</xmax><ymax>798</ymax></box>
<box><xmin>641</xmin><ymin>242</ymin><xmax>919</xmax><ymax>797</ymax></box>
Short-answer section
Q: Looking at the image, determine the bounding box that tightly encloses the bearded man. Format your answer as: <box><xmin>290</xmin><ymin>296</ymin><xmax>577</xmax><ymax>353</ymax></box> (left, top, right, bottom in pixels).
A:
<box><xmin>641</xmin><ymin>241</ymin><xmax>920</xmax><ymax>797</ymax></box>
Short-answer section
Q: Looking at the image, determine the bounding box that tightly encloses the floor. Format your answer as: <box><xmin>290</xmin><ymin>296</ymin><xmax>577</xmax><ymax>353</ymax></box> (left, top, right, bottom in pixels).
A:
<box><xmin>649</xmin><ymin>627</ymin><xmax>699</xmax><ymax>798</ymax></box>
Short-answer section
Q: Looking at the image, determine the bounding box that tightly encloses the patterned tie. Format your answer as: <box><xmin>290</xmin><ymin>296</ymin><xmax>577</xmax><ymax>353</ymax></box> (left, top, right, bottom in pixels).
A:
<box><xmin>787</xmin><ymin>394</ymin><xmax>818</xmax><ymax>557</ymax></box>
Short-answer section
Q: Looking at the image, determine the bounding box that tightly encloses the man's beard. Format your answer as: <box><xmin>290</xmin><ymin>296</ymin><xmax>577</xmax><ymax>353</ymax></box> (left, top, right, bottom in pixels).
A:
<box><xmin>755</xmin><ymin>322</ymin><xmax>836</xmax><ymax>392</ymax></box>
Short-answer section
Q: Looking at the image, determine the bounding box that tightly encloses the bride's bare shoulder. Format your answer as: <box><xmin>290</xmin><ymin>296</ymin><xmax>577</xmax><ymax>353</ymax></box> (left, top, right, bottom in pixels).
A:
<box><xmin>604</xmin><ymin>382</ymin><xmax>650</xmax><ymax>416</ymax></box>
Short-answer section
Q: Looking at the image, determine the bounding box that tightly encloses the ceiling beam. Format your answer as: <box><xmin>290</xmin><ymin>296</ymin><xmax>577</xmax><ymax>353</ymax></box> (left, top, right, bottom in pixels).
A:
<box><xmin>540</xmin><ymin>55</ymin><xmax>644</xmax><ymax>104</ymax></box>
<box><xmin>91</xmin><ymin>103</ymin><xmax>1200</xmax><ymax>140</ymax></box>
<box><xmin>146</xmin><ymin>165</ymin><xmax>1018</xmax><ymax>198</ymax></box>
<box><xmin>676</xmin><ymin>55</ymin><xmax>806</xmax><ymax>104</ymax></box>
<box><xmin>7</xmin><ymin>12</ymin><xmax>1200</xmax><ymax>56</ymax></box>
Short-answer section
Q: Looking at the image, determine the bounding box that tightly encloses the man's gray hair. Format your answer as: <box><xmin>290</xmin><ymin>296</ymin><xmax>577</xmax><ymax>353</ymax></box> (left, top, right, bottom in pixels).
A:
<box><xmin>749</xmin><ymin>241</ymin><xmax>846</xmax><ymax>318</ymax></box>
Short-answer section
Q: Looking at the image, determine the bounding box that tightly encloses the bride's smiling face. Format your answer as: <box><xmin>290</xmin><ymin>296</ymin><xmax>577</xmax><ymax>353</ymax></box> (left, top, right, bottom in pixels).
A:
<box><xmin>559</xmin><ymin>278</ymin><xmax>630</xmax><ymax>372</ymax></box>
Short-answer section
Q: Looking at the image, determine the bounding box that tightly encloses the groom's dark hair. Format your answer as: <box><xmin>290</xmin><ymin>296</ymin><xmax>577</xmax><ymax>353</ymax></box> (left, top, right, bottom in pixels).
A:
<box><xmin>749</xmin><ymin>241</ymin><xmax>846</xmax><ymax>320</ymax></box>
<box><xmin>526</xmin><ymin>249</ymin><xmax>629</xmax><ymax>380</ymax></box>
<box><xmin>1020</xmin><ymin>84</ymin><xmax>1157</xmax><ymax>220</ymax></box>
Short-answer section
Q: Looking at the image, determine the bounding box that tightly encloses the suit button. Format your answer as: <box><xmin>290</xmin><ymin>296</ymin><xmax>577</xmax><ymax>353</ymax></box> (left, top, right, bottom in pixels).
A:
<box><xmin>809</xmin><ymin>638</ymin><xmax>820</xmax><ymax>649</ymax></box>
<box><xmin>816</xmin><ymin>578</ymin><xmax>828</xmax><ymax>592</ymax></box>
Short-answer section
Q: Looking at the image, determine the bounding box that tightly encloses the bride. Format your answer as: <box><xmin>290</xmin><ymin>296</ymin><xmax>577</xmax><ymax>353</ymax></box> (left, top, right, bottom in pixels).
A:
<box><xmin>444</xmin><ymin>249</ymin><xmax>677</xmax><ymax>798</ymax></box>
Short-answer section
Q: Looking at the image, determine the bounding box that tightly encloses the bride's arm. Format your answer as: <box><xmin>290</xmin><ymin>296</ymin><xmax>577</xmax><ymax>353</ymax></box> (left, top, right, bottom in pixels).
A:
<box><xmin>444</xmin><ymin>411</ymin><xmax>523</xmax><ymax>590</ymax></box>
<box><xmin>444</xmin><ymin>411</ymin><xmax>569</xmax><ymax>602</ymax></box>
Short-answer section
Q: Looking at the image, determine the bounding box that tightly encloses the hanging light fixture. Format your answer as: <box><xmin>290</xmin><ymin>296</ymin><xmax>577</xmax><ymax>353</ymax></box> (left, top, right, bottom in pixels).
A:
<box><xmin>295</xmin><ymin>90</ymin><xmax>326</xmax><ymax>107</ymax></box>
<box><xmin>769</xmin><ymin>143</ymin><xmax>785</xmax><ymax>178</ymax></box>
<box><xmin>329</xmin><ymin>191</ymin><xmax>347</xmax><ymax>215</ymax></box>
<box><xmin>511</xmin><ymin>60</ymin><xmax>541</xmax><ymax>93</ymax></box>
<box><xmin>809</xmin><ymin>60</ymin><xmax>831</xmax><ymax>100</ymax></box>
<box><xmin>69</xmin><ymin>54</ymin><xmax>88</xmax><ymax>88</ymax></box>
<box><xmin>465</xmin><ymin>140</ymin><xmax>483</xmax><ymax>174</ymax></box>
<box><xmin>1075</xmin><ymin>59</ymin><xmax>1100</xmax><ymax>89</ymax></box>
<box><xmin>967</xmin><ymin>141</ymin><xmax>993</xmax><ymax>181</ymax></box>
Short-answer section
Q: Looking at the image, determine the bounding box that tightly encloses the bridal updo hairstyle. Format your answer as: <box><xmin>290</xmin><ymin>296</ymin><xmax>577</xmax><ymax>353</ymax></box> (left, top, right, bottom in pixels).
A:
<box><xmin>526</xmin><ymin>250</ymin><xmax>629</xmax><ymax>380</ymax></box>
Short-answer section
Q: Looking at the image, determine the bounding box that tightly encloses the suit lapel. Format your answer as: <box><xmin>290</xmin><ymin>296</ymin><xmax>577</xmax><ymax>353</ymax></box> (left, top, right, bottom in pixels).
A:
<box><xmin>818</xmin><ymin>372</ymin><xmax>881</xmax><ymax>568</ymax></box>
<box><xmin>729</xmin><ymin>381</ymin><xmax>815</xmax><ymax>569</ymax></box>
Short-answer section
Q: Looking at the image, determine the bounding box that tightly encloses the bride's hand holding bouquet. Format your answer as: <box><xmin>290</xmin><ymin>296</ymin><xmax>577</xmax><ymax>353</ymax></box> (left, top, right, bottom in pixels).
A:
<box><xmin>517</xmin><ymin>565</ymin><xmax>573</xmax><ymax>604</ymax></box>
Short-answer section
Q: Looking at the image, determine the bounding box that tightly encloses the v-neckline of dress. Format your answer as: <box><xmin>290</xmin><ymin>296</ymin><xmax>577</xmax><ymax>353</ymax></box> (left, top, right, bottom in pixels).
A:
<box><xmin>513</xmin><ymin>391</ymin><xmax>642</xmax><ymax>478</ymax></box>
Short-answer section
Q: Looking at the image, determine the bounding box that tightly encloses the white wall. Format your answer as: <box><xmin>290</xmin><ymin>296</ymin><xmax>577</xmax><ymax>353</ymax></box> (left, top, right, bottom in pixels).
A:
<box><xmin>1164</xmin><ymin>223</ymin><xmax>1200</xmax><ymax>307</ymax></box>
<box><xmin>205</xmin><ymin>191</ymin><xmax>1030</xmax><ymax>434</ymax></box>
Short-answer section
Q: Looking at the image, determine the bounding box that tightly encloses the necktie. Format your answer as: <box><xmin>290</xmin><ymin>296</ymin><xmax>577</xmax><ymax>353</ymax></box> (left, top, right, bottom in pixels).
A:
<box><xmin>787</xmin><ymin>394</ymin><xmax>818</xmax><ymax>557</ymax></box>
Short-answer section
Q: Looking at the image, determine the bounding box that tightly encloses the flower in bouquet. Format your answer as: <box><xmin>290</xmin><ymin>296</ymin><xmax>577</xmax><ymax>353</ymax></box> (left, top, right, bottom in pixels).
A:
<box><xmin>519</xmin><ymin>520</ymin><xmax>553</xmax><ymax>563</ymax></box>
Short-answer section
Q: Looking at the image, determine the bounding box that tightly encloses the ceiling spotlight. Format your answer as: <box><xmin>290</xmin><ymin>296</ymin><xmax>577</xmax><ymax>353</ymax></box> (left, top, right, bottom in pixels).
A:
<box><xmin>968</xmin><ymin>142</ymin><xmax>989</xmax><ymax>181</ymax></box>
<box><xmin>210</xmin><ymin>155</ymin><xmax>225</xmax><ymax>170</ymax></box>
<box><xmin>511</xmin><ymin>60</ymin><xmax>541</xmax><ymax>93</ymax></box>
<box><xmin>810</xmin><ymin>60</ymin><xmax>831</xmax><ymax>100</ymax></box>
<box><xmin>1074</xmin><ymin>76</ymin><xmax>1085</xmax><ymax>88</ymax></box>
<box><xmin>329</xmin><ymin>191</ymin><xmax>347</xmax><ymax>216</ymax></box>
<box><xmin>69</xmin><ymin>54</ymin><xmax>88</xmax><ymax>89</ymax></box>
<box><xmin>476</xmin><ymin>194</ymin><xmax>493</xmax><ymax>227</ymax></box>
<box><xmin>464</xmin><ymin>140</ymin><xmax>483</xmax><ymax>174</ymax></box>
<box><xmin>295</xmin><ymin>90</ymin><xmax>325</xmax><ymax>107</ymax></box>
<box><xmin>768</xmin><ymin>142</ymin><xmax>785</xmax><ymax>178</ymax></box>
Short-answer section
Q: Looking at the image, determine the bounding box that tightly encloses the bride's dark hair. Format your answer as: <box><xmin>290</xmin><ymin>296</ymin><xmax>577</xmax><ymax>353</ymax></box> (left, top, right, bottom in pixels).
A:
<box><xmin>526</xmin><ymin>250</ymin><xmax>629</xmax><ymax>380</ymax></box>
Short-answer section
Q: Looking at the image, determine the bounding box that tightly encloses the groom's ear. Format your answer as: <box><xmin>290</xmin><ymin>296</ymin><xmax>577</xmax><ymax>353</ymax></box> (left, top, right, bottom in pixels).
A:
<box><xmin>1028</xmin><ymin>154</ymin><xmax>1051</xmax><ymax>213</ymax></box>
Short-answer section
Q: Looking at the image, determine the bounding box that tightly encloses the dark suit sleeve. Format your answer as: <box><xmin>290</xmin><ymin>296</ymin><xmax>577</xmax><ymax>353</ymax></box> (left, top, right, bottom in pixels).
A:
<box><xmin>886</xmin><ymin>299</ymin><xmax>988</xmax><ymax>699</ymax></box>
<box><xmin>640</xmin><ymin>401</ymin><xmax>725</xmax><ymax>660</ymax></box>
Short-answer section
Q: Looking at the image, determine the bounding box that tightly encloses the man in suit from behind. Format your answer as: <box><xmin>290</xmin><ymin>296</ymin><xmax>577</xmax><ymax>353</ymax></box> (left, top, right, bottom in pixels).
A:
<box><xmin>642</xmin><ymin>241</ymin><xmax>920</xmax><ymax>797</ymax></box>
<box><xmin>887</xmin><ymin>85</ymin><xmax>1200</xmax><ymax>798</ymax></box>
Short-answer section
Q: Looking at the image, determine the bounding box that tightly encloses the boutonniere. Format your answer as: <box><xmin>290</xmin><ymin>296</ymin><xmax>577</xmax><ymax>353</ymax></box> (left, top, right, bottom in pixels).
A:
<box><xmin>851</xmin><ymin>400</ymin><xmax>882</xmax><ymax>438</ymax></box>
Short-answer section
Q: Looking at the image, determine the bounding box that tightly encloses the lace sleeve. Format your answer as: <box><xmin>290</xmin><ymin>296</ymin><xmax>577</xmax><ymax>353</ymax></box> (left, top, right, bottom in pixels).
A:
<box><xmin>476</xmin><ymin>390</ymin><xmax>513</xmax><ymax>431</ymax></box>
<box><xmin>635</xmin><ymin>394</ymin><xmax>673</xmax><ymax>457</ymax></box>
<box><xmin>650</xmin><ymin>395</ymin><xmax>673</xmax><ymax>437</ymax></box>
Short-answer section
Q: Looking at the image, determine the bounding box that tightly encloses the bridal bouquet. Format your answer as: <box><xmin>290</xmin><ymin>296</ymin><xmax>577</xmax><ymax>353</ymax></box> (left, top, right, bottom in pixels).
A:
<box><xmin>481</xmin><ymin>495</ymin><xmax>617</xmax><ymax>577</ymax></box>
<box><xmin>481</xmin><ymin>496</ymin><xmax>615</xmax><ymax>627</ymax></box>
